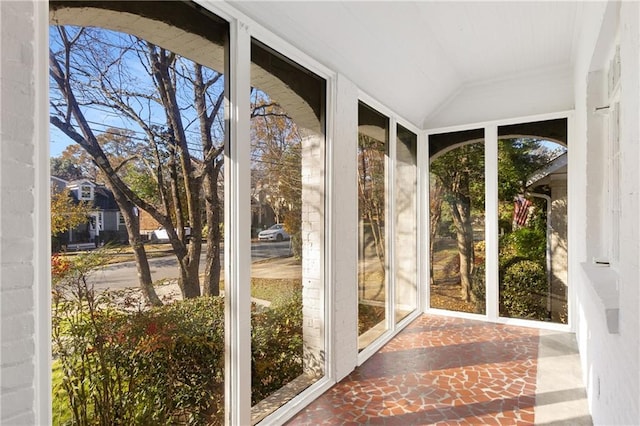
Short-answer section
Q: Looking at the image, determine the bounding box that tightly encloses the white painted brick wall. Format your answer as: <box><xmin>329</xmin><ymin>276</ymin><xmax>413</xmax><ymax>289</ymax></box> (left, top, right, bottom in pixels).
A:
<box><xmin>395</xmin><ymin>131</ymin><xmax>418</xmax><ymax>312</ymax></box>
<box><xmin>301</xmin><ymin>129</ymin><xmax>325</xmax><ymax>373</ymax></box>
<box><xmin>577</xmin><ymin>2</ymin><xmax>640</xmax><ymax>425</ymax></box>
<box><xmin>1</xmin><ymin>1</ymin><xmax>38</xmax><ymax>424</ymax></box>
<box><xmin>331</xmin><ymin>75</ymin><xmax>359</xmax><ymax>381</ymax></box>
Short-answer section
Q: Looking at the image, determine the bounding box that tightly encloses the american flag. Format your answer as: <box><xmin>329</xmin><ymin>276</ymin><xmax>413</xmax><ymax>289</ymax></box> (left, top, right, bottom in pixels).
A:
<box><xmin>513</xmin><ymin>196</ymin><xmax>531</xmax><ymax>227</ymax></box>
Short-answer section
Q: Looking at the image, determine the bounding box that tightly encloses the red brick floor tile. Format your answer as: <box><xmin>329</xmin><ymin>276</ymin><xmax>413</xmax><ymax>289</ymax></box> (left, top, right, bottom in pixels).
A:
<box><xmin>287</xmin><ymin>315</ymin><xmax>540</xmax><ymax>426</ymax></box>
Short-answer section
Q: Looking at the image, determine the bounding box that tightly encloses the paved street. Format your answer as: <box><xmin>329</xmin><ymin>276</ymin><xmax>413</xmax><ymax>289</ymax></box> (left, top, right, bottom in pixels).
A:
<box><xmin>89</xmin><ymin>241</ymin><xmax>294</xmax><ymax>292</ymax></box>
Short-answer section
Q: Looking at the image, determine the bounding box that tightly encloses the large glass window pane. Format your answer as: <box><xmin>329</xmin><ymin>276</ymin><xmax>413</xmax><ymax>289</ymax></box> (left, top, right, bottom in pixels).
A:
<box><xmin>429</xmin><ymin>130</ymin><xmax>486</xmax><ymax>314</ymax></box>
<box><xmin>49</xmin><ymin>7</ymin><xmax>229</xmax><ymax>424</ymax></box>
<box><xmin>395</xmin><ymin>125</ymin><xmax>418</xmax><ymax>323</ymax></box>
<box><xmin>498</xmin><ymin>120</ymin><xmax>568</xmax><ymax>323</ymax></box>
<box><xmin>250</xmin><ymin>40</ymin><xmax>326</xmax><ymax>422</ymax></box>
<box><xmin>357</xmin><ymin>102</ymin><xmax>389</xmax><ymax>350</ymax></box>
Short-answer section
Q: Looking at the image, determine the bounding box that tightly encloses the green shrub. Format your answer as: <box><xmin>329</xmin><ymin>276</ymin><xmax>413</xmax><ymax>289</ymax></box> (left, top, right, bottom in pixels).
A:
<box><xmin>53</xmin><ymin>252</ymin><xmax>307</xmax><ymax>426</ymax></box>
<box><xmin>251</xmin><ymin>292</ymin><xmax>303</xmax><ymax>405</ymax></box>
<box><xmin>499</xmin><ymin>260</ymin><xmax>548</xmax><ymax>321</ymax></box>
<box><xmin>53</xmin><ymin>292</ymin><xmax>226</xmax><ymax>425</ymax></box>
<box><xmin>499</xmin><ymin>227</ymin><xmax>546</xmax><ymax>265</ymax></box>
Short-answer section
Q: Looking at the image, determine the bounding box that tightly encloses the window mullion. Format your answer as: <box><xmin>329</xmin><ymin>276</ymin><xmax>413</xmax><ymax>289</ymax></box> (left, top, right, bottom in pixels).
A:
<box><xmin>485</xmin><ymin>125</ymin><xmax>499</xmax><ymax>320</ymax></box>
<box><xmin>225</xmin><ymin>18</ymin><xmax>252</xmax><ymax>426</ymax></box>
<box><xmin>419</xmin><ymin>132</ymin><xmax>429</xmax><ymax>314</ymax></box>
<box><xmin>388</xmin><ymin>119</ymin><xmax>397</xmax><ymax>328</ymax></box>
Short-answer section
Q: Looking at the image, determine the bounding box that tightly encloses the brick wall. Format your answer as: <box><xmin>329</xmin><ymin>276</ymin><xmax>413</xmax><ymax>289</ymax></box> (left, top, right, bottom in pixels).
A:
<box><xmin>138</xmin><ymin>209</ymin><xmax>161</xmax><ymax>234</ymax></box>
<box><xmin>576</xmin><ymin>2</ymin><xmax>640</xmax><ymax>424</ymax></box>
<box><xmin>301</xmin><ymin>130</ymin><xmax>325</xmax><ymax>374</ymax></box>
<box><xmin>331</xmin><ymin>75</ymin><xmax>359</xmax><ymax>381</ymax></box>
<box><xmin>1</xmin><ymin>1</ymin><xmax>38</xmax><ymax>424</ymax></box>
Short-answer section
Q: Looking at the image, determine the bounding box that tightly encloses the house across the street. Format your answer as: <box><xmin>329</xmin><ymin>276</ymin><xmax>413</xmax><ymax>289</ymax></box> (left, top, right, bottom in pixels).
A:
<box><xmin>51</xmin><ymin>177</ymin><xmax>129</xmax><ymax>249</ymax></box>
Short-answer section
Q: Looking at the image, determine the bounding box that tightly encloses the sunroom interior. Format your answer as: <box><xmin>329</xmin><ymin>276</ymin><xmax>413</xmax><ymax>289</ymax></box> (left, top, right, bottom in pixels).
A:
<box><xmin>1</xmin><ymin>1</ymin><xmax>639</xmax><ymax>425</ymax></box>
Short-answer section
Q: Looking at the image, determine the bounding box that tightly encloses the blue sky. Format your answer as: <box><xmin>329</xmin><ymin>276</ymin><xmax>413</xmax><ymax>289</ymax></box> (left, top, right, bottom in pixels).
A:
<box><xmin>49</xmin><ymin>25</ymin><xmax>226</xmax><ymax>159</ymax></box>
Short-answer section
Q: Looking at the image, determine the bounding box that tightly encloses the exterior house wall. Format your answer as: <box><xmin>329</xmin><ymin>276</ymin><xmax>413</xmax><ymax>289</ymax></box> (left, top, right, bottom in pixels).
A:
<box><xmin>395</xmin><ymin>130</ymin><xmax>418</xmax><ymax>315</ymax></box>
<box><xmin>300</xmin><ymin>130</ymin><xmax>324</xmax><ymax>374</ymax></box>
<box><xmin>575</xmin><ymin>2</ymin><xmax>640</xmax><ymax>424</ymax></box>
<box><xmin>550</xmin><ymin>181</ymin><xmax>568</xmax><ymax>322</ymax></box>
<box><xmin>0</xmin><ymin>1</ymin><xmax>40</xmax><ymax>424</ymax></box>
<box><xmin>138</xmin><ymin>210</ymin><xmax>161</xmax><ymax>236</ymax></box>
<box><xmin>331</xmin><ymin>74</ymin><xmax>359</xmax><ymax>381</ymax></box>
<box><xmin>102</xmin><ymin>211</ymin><xmax>117</xmax><ymax>233</ymax></box>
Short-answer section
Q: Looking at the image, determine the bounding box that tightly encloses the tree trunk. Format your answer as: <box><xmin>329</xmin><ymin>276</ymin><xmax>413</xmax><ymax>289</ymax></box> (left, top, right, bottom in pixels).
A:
<box><xmin>203</xmin><ymin>166</ymin><xmax>222</xmax><ymax>296</ymax></box>
<box><xmin>429</xmin><ymin>181</ymin><xmax>444</xmax><ymax>286</ymax></box>
<box><xmin>150</xmin><ymin>45</ymin><xmax>204</xmax><ymax>299</ymax></box>
<box><xmin>449</xmin><ymin>192</ymin><xmax>475</xmax><ymax>303</ymax></box>
<box><xmin>49</xmin><ymin>42</ymin><xmax>162</xmax><ymax>306</ymax></box>
<box><xmin>107</xmin><ymin>184</ymin><xmax>162</xmax><ymax>306</ymax></box>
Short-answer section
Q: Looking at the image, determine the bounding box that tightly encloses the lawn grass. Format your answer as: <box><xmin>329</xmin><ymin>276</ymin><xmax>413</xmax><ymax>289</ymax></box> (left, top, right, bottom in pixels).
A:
<box><xmin>52</xmin><ymin>360</ymin><xmax>73</xmax><ymax>426</ymax></box>
<box><xmin>153</xmin><ymin>274</ymin><xmax>301</xmax><ymax>304</ymax></box>
<box><xmin>251</xmin><ymin>277</ymin><xmax>301</xmax><ymax>303</ymax></box>
<box><xmin>56</xmin><ymin>244</ymin><xmax>174</xmax><ymax>265</ymax></box>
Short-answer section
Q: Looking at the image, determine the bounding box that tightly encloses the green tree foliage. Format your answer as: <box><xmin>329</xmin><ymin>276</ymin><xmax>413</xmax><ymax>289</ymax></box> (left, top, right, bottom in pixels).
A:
<box><xmin>251</xmin><ymin>292</ymin><xmax>303</xmax><ymax>404</ymax></box>
<box><xmin>250</xmin><ymin>91</ymin><xmax>303</xmax><ymax>257</ymax></box>
<box><xmin>500</xmin><ymin>260</ymin><xmax>548</xmax><ymax>320</ymax></box>
<box><xmin>50</xmin><ymin>157</ymin><xmax>83</xmax><ymax>181</ymax></box>
<box><xmin>497</xmin><ymin>138</ymin><xmax>548</xmax><ymax>201</ymax></box>
<box><xmin>50</xmin><ymin>188</ymin><xmax>92</xmax><ymax>236</ymax></box>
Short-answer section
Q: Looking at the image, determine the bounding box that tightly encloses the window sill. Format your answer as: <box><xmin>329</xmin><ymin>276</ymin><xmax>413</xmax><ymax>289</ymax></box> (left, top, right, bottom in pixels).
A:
<box><xmin>251</xmin><ymin>372</ymin><xmax>321</xmax><ymax>424</ymax></box>
<box><xmin>580</xmin><ymin>262</ymin><xmax>619</xmax><ymax>334</ymax></box>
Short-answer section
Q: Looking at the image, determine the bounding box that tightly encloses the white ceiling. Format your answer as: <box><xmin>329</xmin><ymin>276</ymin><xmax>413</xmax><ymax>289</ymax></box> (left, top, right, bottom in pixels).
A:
<box><xmin>229</xmin><ymin>1</ymin><xmax>584</xmax><ymax>127</ymax></box>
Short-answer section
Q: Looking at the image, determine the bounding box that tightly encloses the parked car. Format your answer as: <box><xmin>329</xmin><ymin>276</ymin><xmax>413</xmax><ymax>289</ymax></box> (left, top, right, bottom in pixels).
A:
<box><xmin>258</xmin><ymin>223</ymin><xmax>290</xmax><ymax>242</ymax></box>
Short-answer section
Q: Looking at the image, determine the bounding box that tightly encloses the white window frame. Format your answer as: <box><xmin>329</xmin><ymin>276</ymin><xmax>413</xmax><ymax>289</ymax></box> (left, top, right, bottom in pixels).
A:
<box><xmin>203</xmin><ymin>2</ymin><xmax>337</xmax><ymax>424</ymax></box>
<box><xmin>424</xmin><ymin>110</ymin><xmax>574</xmax><ymax>333</ymax></box>
<box><xmin>356</xmin><ymin>91</ymin><xmax>423</xmax><ymax>366</ymax></box>
<box><xmin>95</xmin><ymin>211</ymin><xmax>103</xmax><ymax>232</ymax></box>
<box><xmin>78</xmin><ymin>184</ymin><xmax>94</xmax><ymax>201</ymax></box>
<box><xmin>116</xmin><ymin>211</ymin><xmax>126</xmax><ymax>231</ymax></box>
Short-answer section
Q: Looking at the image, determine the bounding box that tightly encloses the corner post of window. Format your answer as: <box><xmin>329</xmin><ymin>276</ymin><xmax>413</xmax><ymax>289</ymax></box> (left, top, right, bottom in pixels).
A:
<box><xmin>484</xmin><ymin>125</ymin><xmax>499</xmax><ymax>320</ymax></box>
<box><xmin>418</xmin><ymin>131</ymin><xmax>429</xmax><ymax>314</ymax></box>
<box><xmin>387</xmin><ymin>118</ymin><xmax>397</xmax><ymax>328</ymax></box>
<box><xmin>35</xmin><ymin>1</ymin><xmax>52</xmax><ymax>424</ymax></box>
<box><xmin>225</xmin><ymin>18</ymin><xmax>252</xmax><ymax>426</ymax></box>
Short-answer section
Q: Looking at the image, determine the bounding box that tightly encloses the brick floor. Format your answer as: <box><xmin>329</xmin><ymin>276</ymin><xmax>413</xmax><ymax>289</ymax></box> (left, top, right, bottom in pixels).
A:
<box><xmin>287</xmin><ymin>315</ymin><xmax>540</xmax><ymax>425</ymax></box>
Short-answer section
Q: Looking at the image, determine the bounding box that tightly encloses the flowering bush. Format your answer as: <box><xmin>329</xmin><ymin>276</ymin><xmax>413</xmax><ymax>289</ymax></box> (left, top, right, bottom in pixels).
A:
<box><xmin>50</xmin><ymin>253</ymin><xmax>71</xmax><ymax>282</ymax></box>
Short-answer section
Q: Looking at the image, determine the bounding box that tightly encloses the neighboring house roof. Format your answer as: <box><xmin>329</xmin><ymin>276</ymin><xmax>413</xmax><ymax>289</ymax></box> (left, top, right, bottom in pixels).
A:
<box><xmin>52</xmin><ymin>176</ymin><xmax>119</xmax><ymax>211</ymax></box>
<box><xmin>92</xmin><ymin>186</ymin><xmax>119</xmax><ymax>210</ymax></box>
<box><xmin>526</xmin><ymin>152</ymin><xmax>568</xmax><ymax>188</ymax></box>
<box><xmin>50</xmin><ymin>176</ymin><xmax>68</xmax><ymax>193</ymax></box>
<box><xmin>66</xmin><ymin>178</ymin><xmax>95</xmax><ymax>189</ymax></box>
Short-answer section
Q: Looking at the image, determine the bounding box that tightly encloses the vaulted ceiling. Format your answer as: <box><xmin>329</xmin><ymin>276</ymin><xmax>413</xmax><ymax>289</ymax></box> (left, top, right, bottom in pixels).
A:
<box><xmin>229</xmin><ymin>1</ymin><xmax>585</xmax><ymax>128</ymax></box>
